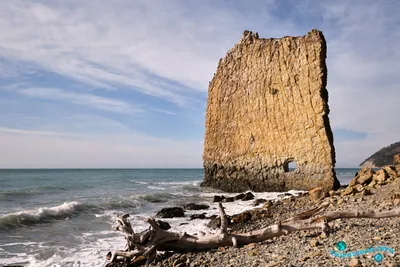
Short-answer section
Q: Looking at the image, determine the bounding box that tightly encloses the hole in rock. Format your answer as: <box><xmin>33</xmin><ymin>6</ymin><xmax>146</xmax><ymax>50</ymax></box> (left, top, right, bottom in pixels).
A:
<box><xmin>284</xmin><ymin>160</ymin><xmax>297</xmax><ymax>172</ymax></box>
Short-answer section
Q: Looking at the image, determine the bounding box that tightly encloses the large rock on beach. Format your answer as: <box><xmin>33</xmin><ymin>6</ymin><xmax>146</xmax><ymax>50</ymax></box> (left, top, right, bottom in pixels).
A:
<box><xmin>213</xmin><ymin>195</ymin><xmax>225</xmax><ymax>202</ymax></box>
<box><xmin>349</xmin><ymin>168</ymin><xmax>374</xmax><ymax>187</ymax></box>
<box><xmin>383</xmin><ymin>165</ymin><xmax>398</xmax><ymax>179</ymax></box>
<box><xmin>183</xmin><ymin>203</ymin><xmax>209</xmax><ymax>210</ymax></box>
<box><xmin>202</xmin><ymin>29</ymin><xmax>339</xmax><ymax>192</ymax></box>
<box><xmin>241</xmin><ymin>192</ymin><xmax>255</xmax><ymax>201</ymax></box>
<box><xmin>374</xmin><ymin>169</ymin><xmax>389</xmax><ymax>184</ymax></box>
<box><xmin>309</xmin><ymin>187</ymin><xmax>326</xmax><ymax>202</ymax></box>
<box><xmin>190</xmin><ymin>213</ymin><xmax>207</xmax><ymax>220</ymax></box>
<box><xmin>394</xmin><ymin>153</ymin><xmax>400</xmax><ymax>164</ymax></box>
<box><xmin>234</xmin><ymin>193</ymin><xmax>246</xmax><ymax>200</ymax></box>
<box><xmin>156</xmin><ymin>207</ymin><xmax>185</xmax><ymax>218</ymax></box>
<box><xmin>156</xmin><ymin>220</ymin><xmax>171</xmax><ymax>230</ymax></box>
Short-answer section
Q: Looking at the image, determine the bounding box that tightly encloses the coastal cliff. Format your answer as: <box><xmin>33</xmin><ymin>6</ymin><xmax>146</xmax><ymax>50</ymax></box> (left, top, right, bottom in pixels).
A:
<box><xmin>360</xmin><ymin>142</ymin><xmax>400</xmax><ymax>168</ymax></box>
<box><xmin>202</xmin><ymin>29</ymin><xmax>340</xmax><ymax>192</ymax></box>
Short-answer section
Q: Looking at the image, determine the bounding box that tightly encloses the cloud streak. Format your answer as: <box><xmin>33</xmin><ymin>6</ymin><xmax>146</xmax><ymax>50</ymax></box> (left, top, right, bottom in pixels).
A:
<box><xmin>18</xmin><ymin>87</ymin><xmax>142</xmax><ymax>114</ymax></box>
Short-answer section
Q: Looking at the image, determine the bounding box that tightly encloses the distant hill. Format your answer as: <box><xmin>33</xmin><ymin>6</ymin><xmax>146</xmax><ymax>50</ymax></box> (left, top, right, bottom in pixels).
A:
<box><xmin>360</xmin><ymin>141</ymin><xmax>400</xmax><ymax>167</ymax></box>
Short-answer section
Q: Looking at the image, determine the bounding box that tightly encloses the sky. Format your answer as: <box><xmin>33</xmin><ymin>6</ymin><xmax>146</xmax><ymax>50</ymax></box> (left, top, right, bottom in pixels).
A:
<box><xmin>0</xmin><ymin>0</ymin><xmax>399</xmax><ymax>168</ymax></box>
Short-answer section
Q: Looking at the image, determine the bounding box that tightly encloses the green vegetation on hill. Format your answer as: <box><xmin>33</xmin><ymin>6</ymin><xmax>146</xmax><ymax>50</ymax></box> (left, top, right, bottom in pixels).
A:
<box><xmin>360</xmin><ymin>141</ymin><xmax>400</xmax><ymax>167</ymax></box>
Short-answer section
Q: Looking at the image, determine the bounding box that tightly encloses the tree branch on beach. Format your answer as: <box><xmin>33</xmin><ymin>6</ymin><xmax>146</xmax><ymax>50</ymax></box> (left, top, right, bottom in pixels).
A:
<box><xmin>107</xmin><ymin>203</ymin><xmax>400</xmax><ymax>265</ymax></box>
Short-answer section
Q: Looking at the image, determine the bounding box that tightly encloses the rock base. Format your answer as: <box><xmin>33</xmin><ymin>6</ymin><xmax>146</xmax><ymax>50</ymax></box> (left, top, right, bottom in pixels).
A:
<box><xmin>202</xmin><ymin>162</ymin><xmax>340</xmax><ymax>192</ymax></box>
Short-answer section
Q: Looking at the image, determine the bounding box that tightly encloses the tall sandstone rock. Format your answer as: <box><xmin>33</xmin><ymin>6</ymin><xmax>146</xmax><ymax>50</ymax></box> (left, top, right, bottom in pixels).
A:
<box><xmin>202</xmin><ymin>29</ymin><xmax>340</xmax><ymax>192</ymax></box>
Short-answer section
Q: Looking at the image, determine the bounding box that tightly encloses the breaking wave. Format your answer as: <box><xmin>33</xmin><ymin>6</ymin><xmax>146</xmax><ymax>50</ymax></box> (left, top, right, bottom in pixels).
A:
<box><xmin>0</xmin><ymin>202</ymin><xmax>84</xmax><ymax>230</ymax></box>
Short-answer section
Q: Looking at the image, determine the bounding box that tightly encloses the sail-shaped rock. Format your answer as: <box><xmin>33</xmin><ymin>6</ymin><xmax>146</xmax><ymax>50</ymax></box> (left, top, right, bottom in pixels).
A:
<box><xmin>202</xmin><ymin>29</ymin><xmax>340</xmax><ymax>192</ymax></box>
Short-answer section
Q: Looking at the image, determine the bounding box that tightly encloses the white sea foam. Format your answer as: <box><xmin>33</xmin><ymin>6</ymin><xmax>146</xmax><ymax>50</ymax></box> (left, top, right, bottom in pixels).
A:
<box><xmin>0</xmin><ymin>202</ymin><xmax>83</xmax><ymax>228</ymax></box>
<box><xmin>0</xmin><ymin>254</ymin><xmax>28</xmax><ymax>266</ymax></box>
<box><xmin>130</xmin><ymin>180</ymin><xmax>149</xmax><ymax>185</ymax></box>
<box><xmin>154</xmin><ymin>180</ymin><xmax>202</xmax><ymax>186</ymax></box>
<box><xmin>0</xmin><ymin>241</ymin><xmax>39</xmax><ymax>247</ymax></box>
<box><xmin>23</xmin><ymin>233</ymin><xmax>126</xmax><ymax>267</ymax></box>
<box><xmin>147</xmin><ymin>186</ymin><xmax>166</xmax><ymax>190</ymax></box>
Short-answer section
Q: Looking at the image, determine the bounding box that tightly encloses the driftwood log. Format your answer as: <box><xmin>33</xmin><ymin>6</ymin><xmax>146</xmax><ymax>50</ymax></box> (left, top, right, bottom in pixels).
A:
<box><xmin>107</xmin><ymin>203</ymin><xmax>400</xmax><ymax>265</ymax></box>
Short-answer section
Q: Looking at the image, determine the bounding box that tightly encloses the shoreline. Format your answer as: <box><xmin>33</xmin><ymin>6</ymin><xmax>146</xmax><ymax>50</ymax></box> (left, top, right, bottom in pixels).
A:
<box><xmin>106</xmin><ymin>168</ymin><xmax>400</xmax><ymax>267</ymax></box>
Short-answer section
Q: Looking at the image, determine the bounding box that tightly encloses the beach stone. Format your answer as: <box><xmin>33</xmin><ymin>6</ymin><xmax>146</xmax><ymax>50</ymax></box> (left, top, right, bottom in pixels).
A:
<box><xmin>157</xmin><ymin>220</ymin><xmax>171</xmax><ymax>230</ymax></box>
<box><xmin>231</xmin><ymin>212</ymin><xmax>252</xmax><ymax>224</ymax></box>
<box><xmin>286</xmin><ymin>197</ymin><xmax>297</xmax><ymax>205</ymax></box>
<box><xmin>308</xmin><ymin>251</ymin><xmax>322</xmax><ymax>257</ymax></box>
<box><xmin>244</xmin><ymin>243</ymin><xmax>257</xmax><ymax>249</ymax></box>
<box><xmin>234</xmin><ymin>193</ymin><xmax>246</xmax><ymax>200</ymax></box>
<box><xmin>213</xmin><ymin>195</ymin><xmax>225</xmax><ymax>202</ymax></box>
<box><xmin>368</xmin><ymin>180</ymin><xmax>377</xmax><ymax>188</ymax></box>
<box><xmin>262</xmin><ymin>200</ymin><xmax>273</xmax><ymax>209</ymax></box>
<box><xmin>349</xmin><ymin>258</ymin><xmax>362</xmax><ymax>267</ymax></box>
<box><xmin>396</xmin><ymin>164</ymin><xmax>400</xmax><ymax>175</ymax></box>
<box><xmin>392</xmin><ymin>193</ymin><xmax>400</xmax><ymax>202</ymax></box>
<box><xmin>299</xmin><ymin>256</ymin><xmax>310</xmax><ymax>262</ymax></box>
<box><xmin>310</xmin><ymin>239</ymin><xmax>319</xmax><ymax>247</ymax></box>
<box><xmin>329</xmin><ymin>190</ymin><xmax>338</xmax><ymax>197</ymax></box>
<box><xmin>278</xmin><ymin>192</ymin><xmax>293</xmax><ymax>197</ymax></box>
<box><xmin>207</xmin><ymin>216</ymin><xmax>221</xmax><ymax>229</ymax></box>
<box><xmin>183</xmin><ymin>203</ymin><xmax>209</xmax><ymax>210</ymax></box>
<box><xmin>394</xmin><ymin>153</ymin><xmax>400</xmax><ymax>164</ymax></box>
<box><xmin>242</xmin><ymin>192</ymin><xmax>255</xmax><ymax>201</ymax></box>
<box><xmin>374</xmin><ymin>169</ymin><xmax>389</xmax><ymax>184</ymax></box>
<box><xmin>349</xmin><ymin>168</ymin><xmax>374</xmax><ymax>187</ymax></box>
<box><xmin>383</xmin><ymin>165</ymin><xmax>398</xmax><ymax>178</ymax></box>
<box><xmin>252</xmin><ymin>198</ymin><xmax>267</xmax><ymax>206</ymax></box>
<box><xmin>223</xmin><ymin>197</ymin><xmax>235</xmax><ymax>203</ymax></box>
<box><xmin>156</xmin><ymin>207</ymin><xmax>185</xmax><ymax>218</ymax></box>
<box><xmin>355</xmin><ymin>184</ymin><xmax>365</xmax><ymax>192</ymax></box>
<box><xmin>341</xmin><ymin>186</ymin><xmax>356</xmax><ymax>197</ymax></box>
<box><xmin>309</xmin><ymin>187</ymin><xmax>326</xmax><ymax>202</ymax></box>
<box><xmin>373</xmin><ymin>236</ymin><xmax>382</xmax><ymax>241</ymax></box>
<box><xmin>247</xmin><ymin>249</ymin><xmax>259</xmax><ymax>256</ymax></box>
<box><xmin>190</xmin><ymin>213</ymin><xmax>207</xmax><ymax>220</ymax></box>
<box><xmin>361</xmin><ymin>188</ymin><xmax>372</xmax><ymax>196</ymax></box>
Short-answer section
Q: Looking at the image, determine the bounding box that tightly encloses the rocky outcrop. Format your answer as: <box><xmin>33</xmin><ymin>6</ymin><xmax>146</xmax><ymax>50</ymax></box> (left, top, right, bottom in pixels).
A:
<box><xmin>360</xmin><ymin>142</ymin><xmax>400</xmax><ymax>168</ymax></box>
<box><xmin>156</xmin><ymin>207</ymin><xmax>185</xmax><ymax>218</ymax></box>
<box><xmin>349</xmin><ymin>168</ymin><xmax>375</xmax><ymax>187</ymax></box>
<box><xmin>202</xmin><ymin>29</ymin><xmax>339</xmax><ymax>192</ymax></box>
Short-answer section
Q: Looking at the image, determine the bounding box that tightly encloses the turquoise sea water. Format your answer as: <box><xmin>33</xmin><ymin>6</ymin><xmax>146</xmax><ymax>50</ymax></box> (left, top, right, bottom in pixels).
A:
<box><xmin>0</xmin><ymin>168</ymin><xmax>358</xmax><ymax>266</ymax></box>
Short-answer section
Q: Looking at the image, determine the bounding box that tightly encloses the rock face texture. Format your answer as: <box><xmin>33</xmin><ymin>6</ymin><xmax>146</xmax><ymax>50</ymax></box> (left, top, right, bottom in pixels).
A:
<box><xmin>202</xmin><ymin>29</ymin><xmax>340</xmax><ymax>192</ymax></box>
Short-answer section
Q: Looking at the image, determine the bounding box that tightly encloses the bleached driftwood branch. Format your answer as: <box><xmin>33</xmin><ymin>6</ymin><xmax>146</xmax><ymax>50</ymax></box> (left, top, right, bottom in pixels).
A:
<box><xmin>107</xmin><ymin>203</ymin><xmax>400</xmax><ymax>265</ymax></box>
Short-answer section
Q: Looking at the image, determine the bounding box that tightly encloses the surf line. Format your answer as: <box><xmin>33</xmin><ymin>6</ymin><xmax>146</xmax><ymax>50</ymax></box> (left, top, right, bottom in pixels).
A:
<box><xmin>329</xmin><ymin>245</ymin><xmax>395</xmax><ymax>259</ymax></box>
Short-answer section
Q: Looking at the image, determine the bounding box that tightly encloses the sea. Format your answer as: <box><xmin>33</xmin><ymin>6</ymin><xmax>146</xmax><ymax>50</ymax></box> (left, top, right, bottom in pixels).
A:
<box><xmin>0</xmin><ymin>168</ymin><xmax>359</xmax><ymax>267</ymax></box>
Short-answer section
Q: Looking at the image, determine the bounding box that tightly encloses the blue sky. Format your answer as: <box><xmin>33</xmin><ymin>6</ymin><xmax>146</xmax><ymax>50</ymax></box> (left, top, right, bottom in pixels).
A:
<box><xmin>0</xmin><ymin>0</ymin><xmax>399</xmax><ymax>168</ymax></box>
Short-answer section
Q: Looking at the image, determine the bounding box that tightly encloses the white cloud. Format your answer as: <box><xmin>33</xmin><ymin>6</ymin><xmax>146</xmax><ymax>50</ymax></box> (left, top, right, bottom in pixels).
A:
<box><xmin>0</xmin><ymin>0</ymin><xmax>294</xmax><ymax>106</ymax></box>
<box><xmin>0</xmin><ymin>0</ymin><xmax>236</xmax><ymax>105</ymax></box>
<box><xmin>18</xmin><ymin>87</ymin><xmax>142</xmax><ymax>114</ymax></box>
<box><xmin>150</xmin><ymin>108</ymin><xmax>177</xmax><ymax>116</ymax></box>
<box><xmin>0</xmin><ymin>127</ymin><xmax>75</xmax><ymax>137</ymax></box>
